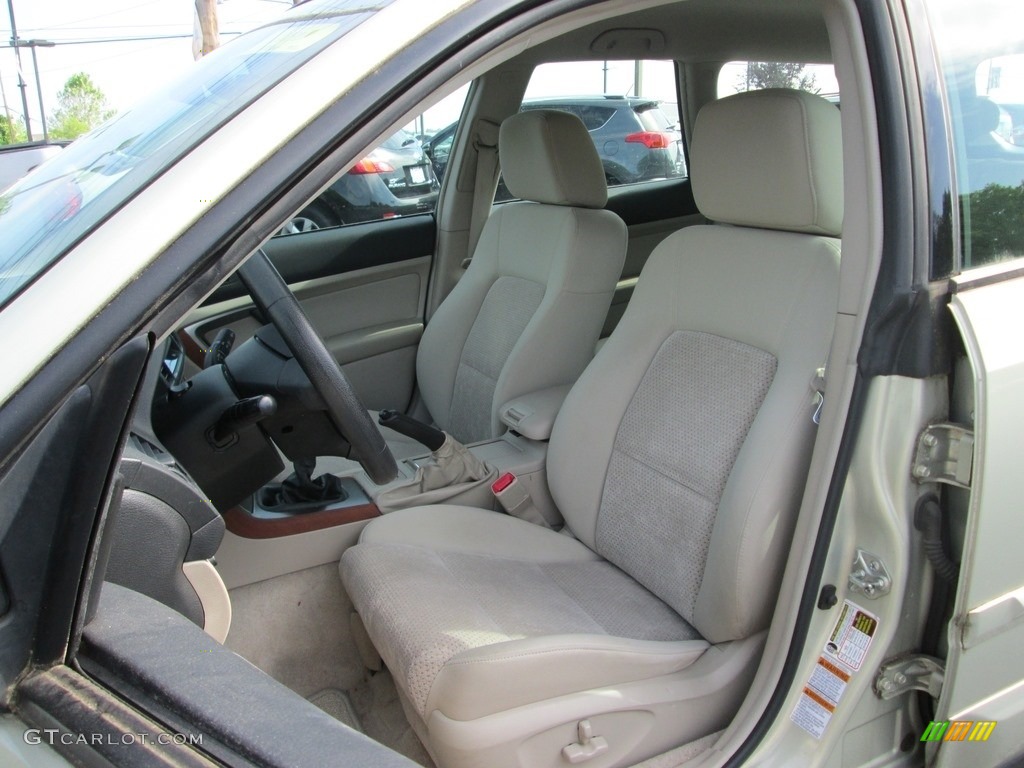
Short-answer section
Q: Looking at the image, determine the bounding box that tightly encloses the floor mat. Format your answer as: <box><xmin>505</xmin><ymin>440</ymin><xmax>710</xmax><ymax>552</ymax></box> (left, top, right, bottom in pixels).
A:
<box><xmin>349</xmin><ymin>671</ymin><xmax>435</xmax><ymax>767</ymax></box>
<box><xmin>308</xmin><ymin>688</ymin><xmax>362</xmax><ymax>732</ymax></box>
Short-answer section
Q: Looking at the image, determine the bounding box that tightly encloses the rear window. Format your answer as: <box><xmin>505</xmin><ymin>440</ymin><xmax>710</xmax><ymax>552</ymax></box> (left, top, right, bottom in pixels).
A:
<box><xmin>520</xmin><ymin>103</ymin><xmax>617</xmax><ymax>131</ymax></box>
<box><xmin>511</xmin><ymin>59</ymin><xmax>686</xmax><ymax>193</ymax></box>
<box><xmin>575</xmin><ymin>105</ymin><xmax>618</xmax><ymax>131</ymax></box>
<box><xmin>717</xmin><ymin>61</ymin><xmax>839</xmax><ymax>102</ymax></box>
<box><xmin>635</xmin><ymin>103</ymin><xmax>675</xmax><ymax>132</ymax></box>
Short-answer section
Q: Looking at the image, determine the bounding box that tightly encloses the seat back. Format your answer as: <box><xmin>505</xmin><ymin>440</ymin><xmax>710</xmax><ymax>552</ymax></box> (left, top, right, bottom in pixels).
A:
<box><xmin>416</xmin><ymin>110</ymin><xmax>626</xmax><ymax>444</ymax></box>
<box><xmin>548</xmin><ymin>89</ymin><xmax>843</xmax><ymax>644</ymax></box>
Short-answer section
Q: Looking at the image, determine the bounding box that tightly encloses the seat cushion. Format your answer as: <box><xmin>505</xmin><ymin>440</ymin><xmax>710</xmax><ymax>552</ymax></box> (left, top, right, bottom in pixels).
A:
<box><xmin>340</xmin><ymin>507</ymin><xmax>706</xmax><ymax>721</ymax></box>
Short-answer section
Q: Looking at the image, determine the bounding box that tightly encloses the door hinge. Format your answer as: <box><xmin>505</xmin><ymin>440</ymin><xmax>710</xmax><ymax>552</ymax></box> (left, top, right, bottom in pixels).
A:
<box><xmin>912</xmin><ymin>422</ymin><xmax>974</xmax><ymax>488</ymax></box>
<box><xmin>848</xmin><ymin>548</ymin><xmax>891</xmax><ymax>599</ymax></box>
<box><xmin>874</xmin><ymin>654</ymin><xmax>945</xmax><ymax>699</ymax></box>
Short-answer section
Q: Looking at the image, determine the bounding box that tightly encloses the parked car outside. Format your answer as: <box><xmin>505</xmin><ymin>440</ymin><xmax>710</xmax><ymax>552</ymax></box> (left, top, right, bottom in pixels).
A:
<box><xmin>0</xmin><ymin>141</ymin><xmax>68</xmax><ymax>192</ymax></box>
<box><xmin>422</xmin><ymin>121</ymin><xmax>458</xmax><ymax>183</ymax></box>
<box><xmin>521</xmin><ymin>95</ymin><xmax>685</xmax><ymax>183</ymax></box>
<box><xmin>280</xmin><ymin>130</ymin><xmax>438</xmax><ymax>234</ymax></box>
<box><xmin>425</xmin><ymin>95</ymin><xmax>685</xmax><ymax>202</ymax></box>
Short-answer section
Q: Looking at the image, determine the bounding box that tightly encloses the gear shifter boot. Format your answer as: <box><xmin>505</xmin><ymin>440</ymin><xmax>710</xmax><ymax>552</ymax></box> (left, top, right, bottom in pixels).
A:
<box><xmin>258</xmin><ymin>457</ymin><xmax>348</xmax><ymax>512</ymax></box>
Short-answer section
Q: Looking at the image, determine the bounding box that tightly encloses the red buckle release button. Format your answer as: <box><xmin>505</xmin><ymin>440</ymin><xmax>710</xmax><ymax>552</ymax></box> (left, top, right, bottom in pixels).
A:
<box><xmin>492</xmin><ymin>472</ymin><xmax>516</xmax><ymax>494</ymax></box>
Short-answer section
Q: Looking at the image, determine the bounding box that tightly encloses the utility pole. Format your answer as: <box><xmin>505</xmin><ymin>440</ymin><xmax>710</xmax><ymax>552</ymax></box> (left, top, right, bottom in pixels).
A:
<box><xmin>0</xmin><ymin>63</ymin><xmax>11</xmax><ymax>128</ymax></box>
<box><xmin>193</xmin><ymin>0</ymin><xmax>220</xmax><ymax>60</ymax></box>
<box><xmin>25</xmin><ymin>40</ymin><xmax>54</xmax><ymax>142</ymax></box>
<box><xmin>6</xmin><ymin>0</ymin><xmax>33</xmax><ymax>140</ymax></box>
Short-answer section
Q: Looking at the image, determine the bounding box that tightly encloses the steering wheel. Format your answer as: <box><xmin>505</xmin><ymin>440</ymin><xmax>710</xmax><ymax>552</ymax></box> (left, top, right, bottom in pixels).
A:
<box><xmin>237</xmin><ymin>249</ymin><xmax>398</xmax><ymax>485</ymax></box>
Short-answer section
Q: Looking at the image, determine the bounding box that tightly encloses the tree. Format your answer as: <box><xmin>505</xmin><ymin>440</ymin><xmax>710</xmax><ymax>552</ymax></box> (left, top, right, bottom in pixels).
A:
<box><xmin>0</xmin><ymin>114</ymin><xmax>27</xmax><ymax>146</ymax></box>
<box><xmin>739</xmin><ymin>62</ymin><xmax>818</xmax><ymax>93</ymax></box>
<box><xmin>48</xmin><ymin>73</ymin><xmax>116</xmax><ymax>141</ymax></box>
<box><xmin>965</xmin><ymin>182</ymin><xmax>1024</xmax><ymax>263</ymax></box>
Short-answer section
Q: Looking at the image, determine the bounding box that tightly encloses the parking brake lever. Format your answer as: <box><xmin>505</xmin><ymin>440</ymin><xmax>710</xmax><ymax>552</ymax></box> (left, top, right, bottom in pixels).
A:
<box><xmin>378</xmin><ymin>410</ymin><xmax>446</xmax><ymax>452</ymax></box>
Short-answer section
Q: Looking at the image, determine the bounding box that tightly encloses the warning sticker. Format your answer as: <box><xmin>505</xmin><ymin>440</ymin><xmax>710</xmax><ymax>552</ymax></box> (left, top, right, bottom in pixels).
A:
<box><xmin>791</xmin><ymin>657</ymin><xmax>852</xmax><ymax>739</ymax></box>
<box><xmin>792</xmin><ymin>686</ymin><xmax>834</xmax><ymax>739</ymax></box>
<box><xmin>809</xmin><ymin>656</ymin><xmax>850</xmax><ymax>702</ymax></box>
<box><xmin>791</xmin><ymin>601</ymin><xmax>879</xmax><ymax>740</ymax></box>
<box><xmin>823</xmin><ymin>601</ymin><xmax>878</xmax><ymax>672</ymax></box>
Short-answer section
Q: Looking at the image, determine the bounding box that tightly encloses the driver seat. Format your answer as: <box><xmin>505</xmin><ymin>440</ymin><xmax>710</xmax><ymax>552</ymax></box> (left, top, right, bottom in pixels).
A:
<box><xmin>341</xmin><ymin>89</ymin><xmax>842</xmax><ymax>768</ymax></box>
<box><xmin>391</xmin><ymin>109</ymin><xmax>626</xmax><ymax>451</ymax></box>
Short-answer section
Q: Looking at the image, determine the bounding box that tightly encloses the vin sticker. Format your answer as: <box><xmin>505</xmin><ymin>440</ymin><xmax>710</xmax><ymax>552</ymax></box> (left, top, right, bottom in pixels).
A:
<box><xmin>823</xmin><ymin>600</ymin><xmax>878</xmax><ymax>672</ymax></box>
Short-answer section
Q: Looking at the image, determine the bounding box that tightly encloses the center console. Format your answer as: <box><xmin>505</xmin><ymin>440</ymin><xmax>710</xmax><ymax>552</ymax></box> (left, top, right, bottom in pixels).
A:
<box><xmin>241</xmin><ymin>383</ymin><xmax>572</xmax><ymax>526</ymax></box>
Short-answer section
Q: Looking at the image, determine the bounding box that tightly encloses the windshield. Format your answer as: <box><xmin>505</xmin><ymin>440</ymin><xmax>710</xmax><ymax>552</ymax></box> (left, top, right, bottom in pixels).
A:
<box><xmin>0</xmin><ymin>0</ymin><xmax>388</xmax><ymax>311</ymax></box>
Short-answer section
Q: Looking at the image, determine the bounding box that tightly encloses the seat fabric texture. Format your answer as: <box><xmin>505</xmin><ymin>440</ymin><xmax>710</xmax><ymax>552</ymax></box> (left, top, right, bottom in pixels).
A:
<box><xmin>411</xmin><ymin>109</ymin><xmax>626</xmax><ymax>445</ymax></box>
<box><xmin>341</xmin><ymin>89</ymin><xmax>843</xmax><ymax>768</ymax></box>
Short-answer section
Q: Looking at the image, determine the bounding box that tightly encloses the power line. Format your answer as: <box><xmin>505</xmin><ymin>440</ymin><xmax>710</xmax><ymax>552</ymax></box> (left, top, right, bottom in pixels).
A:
<box><xmin>19</xmin><ymin>0</ymin><xmax>166</xmax><ymax>32</ymax></box>
<box><xmin>0</xmin><ymin>31</ymin><xmax>242</xmax><ymax>47</ymax></box>
<box><xmin>19</xmin><ymin>25</ymin><xmax>210</xmax><ymax>32</ymax></box>
<box><xmin>12</xmin><ymin>23</ymin><xmax>264</xmax><ymax>33</ymax></box>
<box><xmin>37</xmin><ymin>40</ymin><xmax>185</xmax><ymax>76</ymax></box>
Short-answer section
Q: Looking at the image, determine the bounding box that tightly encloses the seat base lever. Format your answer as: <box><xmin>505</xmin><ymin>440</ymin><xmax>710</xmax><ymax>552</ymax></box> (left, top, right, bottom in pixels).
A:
<box><xmin>562</xmin><ymin>719</ymin><xmax>609</xmax><ymax>764</ymax></box>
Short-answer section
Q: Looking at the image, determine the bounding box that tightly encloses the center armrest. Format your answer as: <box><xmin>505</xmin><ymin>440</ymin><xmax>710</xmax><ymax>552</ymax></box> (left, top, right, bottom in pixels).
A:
<box><xmin>499</xmin><ymin>384</ymin><xmax>572</xmax><ymax>441</ymax></box>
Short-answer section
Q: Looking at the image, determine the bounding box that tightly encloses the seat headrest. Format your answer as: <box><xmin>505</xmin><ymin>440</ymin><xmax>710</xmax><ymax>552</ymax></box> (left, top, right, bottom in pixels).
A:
<box><xmin>691</xmin><ymin>89</ymin><xmax>843</xmax><ymax>236</ymax></box>
<box><xmin>499</xmin><ymin>110</ymin><xmax>607</xmax><ymax>209</ymax></box>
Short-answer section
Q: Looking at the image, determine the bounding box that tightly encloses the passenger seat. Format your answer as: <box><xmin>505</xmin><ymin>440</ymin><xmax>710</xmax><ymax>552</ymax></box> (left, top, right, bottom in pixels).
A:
<box><xmin>394</xmin><ymin>109</ymin><xmax>627</xmax><ymax>451</ymax></box>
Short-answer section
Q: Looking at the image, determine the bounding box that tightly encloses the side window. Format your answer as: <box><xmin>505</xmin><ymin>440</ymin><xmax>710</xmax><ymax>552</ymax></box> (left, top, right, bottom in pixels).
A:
<box><xmin>927</xmin><ymin>0</ymin><xmax>1024</xmax><ymax>270</ymax></box>
<box><xmin>276</xmin><ymin>85</ymin><xmax>469</xmax><ymax>236</ymax></box>
<box><xmin>717</xmin><ymin>61</ymin><xmax>839</xmax><ymax>102</ymax></box>
<box><xmin>499</xmin><ymin>59</ymin><xmax>685</xmax><ymax>200</ymax></box>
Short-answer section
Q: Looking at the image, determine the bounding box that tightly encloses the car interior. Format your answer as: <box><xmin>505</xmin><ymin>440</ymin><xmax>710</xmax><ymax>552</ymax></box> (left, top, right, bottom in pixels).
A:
<box><xmin>18</xmin><ymin>0</ymin><xmax>916</xmax><ymax>766</ymax></box>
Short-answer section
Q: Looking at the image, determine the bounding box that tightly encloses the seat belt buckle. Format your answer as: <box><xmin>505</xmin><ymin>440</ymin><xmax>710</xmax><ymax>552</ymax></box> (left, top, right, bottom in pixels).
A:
<box><xmin>491</xmin><ymin>472</ymin><xmax>548</xmax><ymax>526</ymax></box>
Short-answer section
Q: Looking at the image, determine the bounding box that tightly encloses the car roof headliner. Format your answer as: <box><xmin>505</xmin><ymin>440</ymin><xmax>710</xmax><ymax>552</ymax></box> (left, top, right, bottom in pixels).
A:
<box><xmin>522</xmin><ymin>0</ymin><xmax>832</xmax><ymax>66</ymax></box>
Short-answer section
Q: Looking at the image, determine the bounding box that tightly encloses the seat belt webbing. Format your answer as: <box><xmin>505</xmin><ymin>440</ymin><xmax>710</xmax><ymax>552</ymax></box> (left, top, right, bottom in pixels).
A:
<box><xmin>465</xmin><ymin>119</ymin><xmax>501</xmax><ymax>264</ymax></box>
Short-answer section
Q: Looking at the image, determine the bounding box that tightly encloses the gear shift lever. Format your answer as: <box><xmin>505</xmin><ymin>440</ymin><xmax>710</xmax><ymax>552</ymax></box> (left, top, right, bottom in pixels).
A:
<box><xmin>287</xmin><ymin>457</ymin><xmax>319</xmax><ymax>493</ymax></box>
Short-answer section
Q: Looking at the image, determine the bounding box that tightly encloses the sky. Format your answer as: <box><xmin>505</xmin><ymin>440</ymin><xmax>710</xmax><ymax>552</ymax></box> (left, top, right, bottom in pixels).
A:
<box><xmin>0</xmin><ymin>1</ymin><xmax>690</xmax><ymax>141</ymax></box>
<box><xmin>0</xmin><ymin>0</ymin><xmax>286</xmax><ymax>139</ymax></box>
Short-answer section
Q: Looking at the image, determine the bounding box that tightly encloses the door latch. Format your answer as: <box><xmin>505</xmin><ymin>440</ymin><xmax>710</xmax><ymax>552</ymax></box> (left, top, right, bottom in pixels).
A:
<box><xmin>848</xmin><ymin>549</ymin><xmax>891</xmax><ymax>599</ymax></box>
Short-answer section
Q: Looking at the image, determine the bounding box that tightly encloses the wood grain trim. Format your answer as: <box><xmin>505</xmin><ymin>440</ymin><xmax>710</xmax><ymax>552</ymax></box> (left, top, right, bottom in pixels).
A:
<box><xmin>178</xmin><ymin>331</ymin><xmax>207</xmax><ymax>368</ymax></box>
<box><xmin>223</xmin><ymin>503</ymin><xmax>381</xmax><ymax>539</ymax></box>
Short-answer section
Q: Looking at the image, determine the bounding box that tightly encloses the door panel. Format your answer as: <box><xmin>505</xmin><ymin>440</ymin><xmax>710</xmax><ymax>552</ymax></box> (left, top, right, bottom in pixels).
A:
<box><xmin>204</xmin><ymin>214</ymin><xmax>436</xmax><ymax>304</ymax></box>
<box><xmin>184</xmin><ymin>216</ymin><xmax>435</xmax><ymax>412</ymax></box>
<box><xmin>937</xmin><ymin>274</ymin><xmax>1024</xmax><ymax>767</ymax></box>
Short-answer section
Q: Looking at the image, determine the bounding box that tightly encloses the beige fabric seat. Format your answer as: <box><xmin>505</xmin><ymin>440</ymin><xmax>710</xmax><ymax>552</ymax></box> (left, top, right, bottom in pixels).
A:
<box><xmin>388</xmin><ymin>109</ymin><xmax>626</xmax><ymax>453</ymax></box>
<box><xmin>342</xmin><ymin>89</ymin><xmax>843</xmax><ymax>768</ymax></box>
